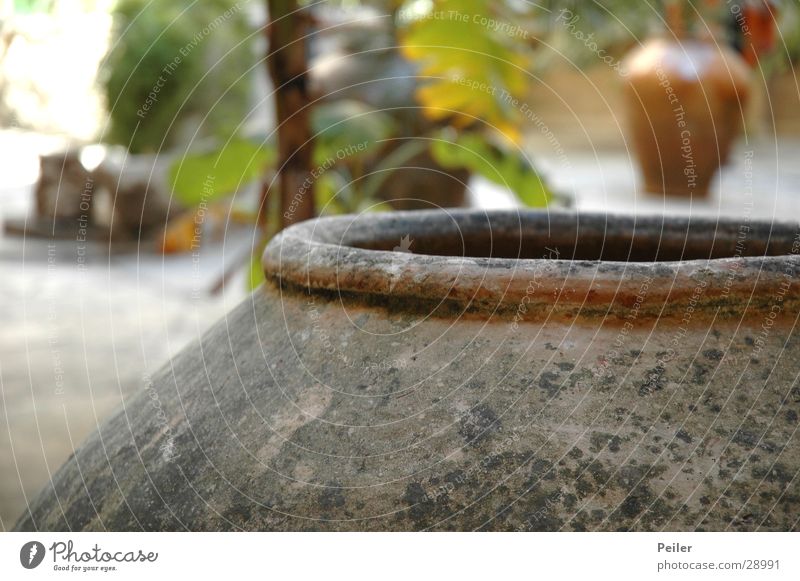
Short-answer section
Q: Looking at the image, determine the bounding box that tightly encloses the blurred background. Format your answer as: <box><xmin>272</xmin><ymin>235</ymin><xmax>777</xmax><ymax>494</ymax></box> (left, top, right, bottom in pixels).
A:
<box><xmin>1</xmin><ymin>0</ymin><xmax>798</xmax><ymax>528</ymax></box>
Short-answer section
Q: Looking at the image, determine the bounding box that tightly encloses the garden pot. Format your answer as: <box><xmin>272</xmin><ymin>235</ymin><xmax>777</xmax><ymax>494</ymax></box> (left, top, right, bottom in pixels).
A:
<box><xmin>623</xmin><ymin>37</ymin><xmax>750</xmax><ymax>197</ymax></box>
<box><xmin>16</xmin><ymin>209</ymin><xmax>800</xmax><ymax>531</ymax></box>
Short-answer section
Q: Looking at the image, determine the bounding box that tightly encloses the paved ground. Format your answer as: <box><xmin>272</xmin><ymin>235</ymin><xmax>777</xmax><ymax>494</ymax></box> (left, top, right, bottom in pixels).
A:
<box><xmin>1</xmin><ymin>128</ymin><xmax>798</xmax><ymax>529</ymax></box>
<box><xmin>0</xmin><ymin>131</ymin><xmax>249</xmax><ymax>529</ymax></box>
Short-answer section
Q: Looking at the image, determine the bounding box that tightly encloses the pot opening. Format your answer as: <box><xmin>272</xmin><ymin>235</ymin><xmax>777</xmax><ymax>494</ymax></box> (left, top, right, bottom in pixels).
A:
<box><xmin>350</xmin><ymin>215</ymin><xmax>795</xmax><ymax>263</ymax></box>
<box><xmin>265</xmin><ymin>211</ymin><xmax>800</xmax><ymax>314</ymax></box>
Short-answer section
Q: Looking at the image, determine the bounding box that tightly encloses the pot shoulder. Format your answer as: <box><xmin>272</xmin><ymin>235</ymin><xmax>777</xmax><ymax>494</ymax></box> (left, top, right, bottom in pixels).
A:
<box><xmin>16</xmin><ymin>282</ymin><xmax>800</xmax><ymax>531</ymax></box>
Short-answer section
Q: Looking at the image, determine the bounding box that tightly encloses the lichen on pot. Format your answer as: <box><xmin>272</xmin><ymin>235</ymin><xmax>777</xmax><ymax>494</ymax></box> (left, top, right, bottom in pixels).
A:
<box><xmin>16</xmin><ymin>210</ymin><xmax>800</xmax><ymax>531</ymax></box>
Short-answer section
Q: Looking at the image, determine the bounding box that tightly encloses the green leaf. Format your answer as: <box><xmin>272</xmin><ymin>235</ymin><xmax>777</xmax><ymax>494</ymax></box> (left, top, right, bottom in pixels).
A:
<box><xmin>400</xmin><ymin>0</ymin><xmax>532</xmax><ymax>143</ymax></box>
<box><xmin>430</xmin><ymin>131</ymin><xmax>551</xmax><ymax>207</ymax></box>
<box><xmin>169</xmin><ymin>138</ymin><xmax>275</xmax><ymax>206</ymax></box>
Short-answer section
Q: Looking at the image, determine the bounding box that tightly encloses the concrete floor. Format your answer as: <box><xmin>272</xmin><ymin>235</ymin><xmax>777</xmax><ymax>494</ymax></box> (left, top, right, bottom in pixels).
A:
<box><xmin>1</xmin><ymin>128</ymin><xmax>798</xmax><ymax>529</ymax></box>
<box><xmin>0</xmin><ymin>131</ymin><xmax>249</xmax><ymax>529</ymax></box>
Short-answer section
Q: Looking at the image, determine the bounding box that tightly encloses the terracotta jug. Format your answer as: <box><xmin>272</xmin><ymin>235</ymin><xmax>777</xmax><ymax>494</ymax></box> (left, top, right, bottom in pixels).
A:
<box><xmin>16</xmin><ymin>210</ymin><xmax>800</xmax><ymax>531</ymax></box>
<box><xmin>623</xmin><ymin>37</ymin><xmax>750</xmax><ymax>197</ymax></box>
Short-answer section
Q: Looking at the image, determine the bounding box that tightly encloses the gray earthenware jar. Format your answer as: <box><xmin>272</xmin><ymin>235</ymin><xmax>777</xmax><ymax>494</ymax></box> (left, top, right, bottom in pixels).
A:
<box><xmin>16</xmin><ymin>210</ymin><xmax>800</xmax><ymax>531</ymax></box>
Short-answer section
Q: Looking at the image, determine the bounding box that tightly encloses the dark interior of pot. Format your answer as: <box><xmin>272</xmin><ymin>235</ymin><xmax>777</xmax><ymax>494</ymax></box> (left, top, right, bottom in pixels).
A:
<box><xmin>349</xmin><ymin>213</ymin><xmax>797</xmax><ymax>262</ymax></box>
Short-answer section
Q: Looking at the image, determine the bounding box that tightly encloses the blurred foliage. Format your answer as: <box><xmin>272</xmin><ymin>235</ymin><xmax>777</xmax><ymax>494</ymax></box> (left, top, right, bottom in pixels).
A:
<box><xmin>156</xmin><ymin>0</ymin><xmax>799</xmax><ymax>285</ymax></box>
<box><xmin>431</xmin><ymin>130</ymin><xmax>551</xmax><ymax>207</ymax></box>
<box><xmin>399</xmin><ymin>0</ymin><xmax>531</xmax><ymax>143</ymax></box>
<box><xmin>311</xmin><ymin>100</ymin><xmax>398</xmax><ymax>215</ymax></box>
<box><xmin>537</xmin><ymin>0</ymin><xmax>666</xmax><ymax>64</ymax></box>
<box><xmin>170</xmin><ymin>0</ymin><xmax>556</xmax><ymax>247</ymax></box>
<box><xmin>539</xmin><ymin>0</ymin><xmax>800</xmax><ymax>69</ymax></box>
<box><xmin>169</xmin><ymin>100</ymin><xmax>400</xmax><ymax>230</ymax></box>
<box><xmin>397</xmin><ymin>0</ymin><xmax>553</xmax><ymax>206</ymax></box>
<box><xmin>101</xmin><ymin>0</ymin><xmax>255</xmax><ymax>153</ymax></box>
<box><xmin>770</xmin><ymin>1</ymin><xmax>800</xmax><ymax>68</ymax></box>
<box><xmin>311</xmin><ymin>100</ymin><xmax>396</xmax><ymax>166</ymax></box>
<box><xmin>169</xmin><ymin>138</ymin><xmax>275</xmax><ymax>206</ymax></box>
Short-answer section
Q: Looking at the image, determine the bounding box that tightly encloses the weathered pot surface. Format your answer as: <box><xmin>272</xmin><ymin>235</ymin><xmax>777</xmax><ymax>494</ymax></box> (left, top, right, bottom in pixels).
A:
<box><xmin>17</xmin><ymin>210</ymin><xmax>800</xmax><ymax>531</ymax></box>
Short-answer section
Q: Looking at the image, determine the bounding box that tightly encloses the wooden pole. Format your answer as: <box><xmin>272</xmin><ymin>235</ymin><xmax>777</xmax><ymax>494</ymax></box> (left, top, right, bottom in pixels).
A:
<box><xmin>266</xmin><ymin>0</ymin><xmax>315</xmax><ymax>229</ymax></box>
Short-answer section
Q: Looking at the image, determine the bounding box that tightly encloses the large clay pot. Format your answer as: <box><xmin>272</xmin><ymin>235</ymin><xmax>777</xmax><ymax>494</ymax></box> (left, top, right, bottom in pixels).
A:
<box><xmin>16</xmin><ymin>210</ymin><xmax>800</xmax><ymax>531</ymax></box>
<box><xmin>624</xmin><ymin>38</ymin><xmax>750</xmax><ymax>197</ymax></box>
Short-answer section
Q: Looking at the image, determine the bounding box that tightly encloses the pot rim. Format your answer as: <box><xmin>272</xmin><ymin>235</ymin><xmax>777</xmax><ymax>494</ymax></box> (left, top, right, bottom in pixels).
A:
<box><xmin>263</xmin><ymin>209</ymin><xmax>800</xmax><ymax>317</ymax></box>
